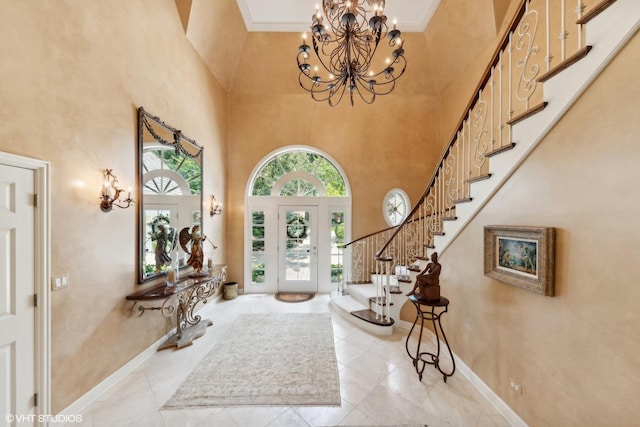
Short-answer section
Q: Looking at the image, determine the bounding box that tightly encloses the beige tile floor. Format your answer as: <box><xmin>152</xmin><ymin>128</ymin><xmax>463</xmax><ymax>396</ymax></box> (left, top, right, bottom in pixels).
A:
<box><xmin>65</xmin><ymin>293</ymin><xmax>510</xmax><ymax>427</ymax></box>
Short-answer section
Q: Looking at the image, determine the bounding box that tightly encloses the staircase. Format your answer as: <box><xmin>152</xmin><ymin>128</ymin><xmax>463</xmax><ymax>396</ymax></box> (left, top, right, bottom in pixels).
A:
<box><xmin>331</xmin><ymin>0</ymin><xmax>640</xmax><ymax>334</ymax></box>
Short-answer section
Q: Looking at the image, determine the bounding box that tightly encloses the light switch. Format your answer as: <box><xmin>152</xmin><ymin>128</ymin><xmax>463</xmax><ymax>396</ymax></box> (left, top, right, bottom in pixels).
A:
<box><xmin>52</xmin><ymin>273</ymin><xmax>69</xmax><ymax>291</ymax></box>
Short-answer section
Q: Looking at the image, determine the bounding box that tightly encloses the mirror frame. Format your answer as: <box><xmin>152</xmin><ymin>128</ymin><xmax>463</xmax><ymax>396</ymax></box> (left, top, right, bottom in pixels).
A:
<box><xmin>137</xmin><ymin>107</ymin><xmax>204</xmax><ymax>283</ymax></box>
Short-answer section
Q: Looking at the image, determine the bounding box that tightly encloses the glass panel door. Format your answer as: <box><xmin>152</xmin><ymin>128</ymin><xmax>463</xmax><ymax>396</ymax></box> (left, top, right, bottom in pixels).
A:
<box><xmin>143</xmin><ymin>204</ymin><xmax>179</xmax><ymax>275</ymax></box>
<box><xmin>278</xmin><ymin>206</ymin><xmax>318</xmax><ymax>293</ymax></box>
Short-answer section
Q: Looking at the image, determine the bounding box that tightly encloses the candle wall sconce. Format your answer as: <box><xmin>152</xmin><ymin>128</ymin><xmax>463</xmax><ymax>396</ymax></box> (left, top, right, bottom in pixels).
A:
<box><xmin>209</xmin><ymin>195</ymin><xmax>222</xmax><ymax>216</ymax></box>
<box><xmin>100</xmin><ymin>169</ymin><xmax>134</xmax><ymax>212</ymax></box>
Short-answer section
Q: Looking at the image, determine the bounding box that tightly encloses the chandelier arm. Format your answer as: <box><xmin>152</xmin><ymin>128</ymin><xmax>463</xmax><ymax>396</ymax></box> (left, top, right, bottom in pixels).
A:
<box><xmin>366</xmin><ymin>50</ymin><xmax>407</xmax><ymax>84</ymax></box>
<box><xmin>327</xmin><ymin>80</ymin><xmax>348</xmax><ymax>107</ymax></box>
<box><xmin>350</xmin><ymin>33</ymin><xmax>378</xmax><ymax>74</ymax></box>
<box><xmin>314</xmin><ymin>37</ymin><xmax>346</xmax><ymax>78</ymax></box>
<box><xmin>327</xmin><ymin>39</ymin><xmax>349</xmax><ymax>75</ymax></box>
<box><xmin>352</xmin><ymin>78</ymin><xmax>376</xmax><ymax>104</ymax></box>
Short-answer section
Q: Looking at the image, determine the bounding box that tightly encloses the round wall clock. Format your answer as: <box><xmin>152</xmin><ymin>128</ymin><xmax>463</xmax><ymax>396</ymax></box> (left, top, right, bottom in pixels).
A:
<box><xmin>383</xmin><ymin>189</ymin><xmax>410</xmax><ymax>226</ymax></box>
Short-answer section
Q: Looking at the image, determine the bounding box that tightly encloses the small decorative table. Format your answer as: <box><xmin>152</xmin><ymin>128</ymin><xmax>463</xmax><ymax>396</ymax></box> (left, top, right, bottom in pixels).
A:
<box><xmin>126</xmin><ymin>265</ymin><xmax>227</xmax><ymax>350</ymax></box>
<box><xmin>405</xmin><ymin>294</ymin><xmax>456</xmax><ymax>382</ymax></box>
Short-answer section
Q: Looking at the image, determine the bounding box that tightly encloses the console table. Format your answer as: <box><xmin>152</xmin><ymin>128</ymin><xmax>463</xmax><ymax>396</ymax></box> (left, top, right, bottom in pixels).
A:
<box><xmin>126</xmin><ymin>265</ymin><xmax>227</xmax><ymax>350</ymax></box>
<box><xmin>405</xmin><ymin>294</ymin><xmax>456</xmax><ymax>382</ymax></box>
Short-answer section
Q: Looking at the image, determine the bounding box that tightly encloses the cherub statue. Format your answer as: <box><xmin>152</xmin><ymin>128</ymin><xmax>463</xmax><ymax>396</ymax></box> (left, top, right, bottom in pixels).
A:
<box><xmin>179</xmin><ymin>225</ymin><xmax>207</xmax><ymax>277</ymax></box>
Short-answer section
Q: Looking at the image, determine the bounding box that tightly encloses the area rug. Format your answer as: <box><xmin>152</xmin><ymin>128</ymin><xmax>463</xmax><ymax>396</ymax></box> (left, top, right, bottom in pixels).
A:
<box><xmin>162</xmin><ymin>313</ymin><xmax>341</xmax><ymax>409</ymax></box>
<box><xmin>274</xmin><ymin>292</ymin><xmax>315</xmax><ymax>303</ymax></box>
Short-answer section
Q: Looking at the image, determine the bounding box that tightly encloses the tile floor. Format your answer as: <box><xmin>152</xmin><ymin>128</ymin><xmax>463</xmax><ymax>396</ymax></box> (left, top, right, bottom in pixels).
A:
<box><xmin>65</xmin><ymin>294</ymin><xmax>510</xmax><ymax>427</ymax></box>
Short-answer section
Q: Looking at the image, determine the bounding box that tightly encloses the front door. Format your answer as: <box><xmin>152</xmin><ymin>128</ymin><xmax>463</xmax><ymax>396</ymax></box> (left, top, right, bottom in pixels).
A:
<box><xmin>278</xmin><ymin>206</ymin><xmax>318</xmax><ymax>293</ymax></box>
<box><xmin>0</xmin><ymin>163</ymin><xmax>36</xmax><ymax>424</ymax></box>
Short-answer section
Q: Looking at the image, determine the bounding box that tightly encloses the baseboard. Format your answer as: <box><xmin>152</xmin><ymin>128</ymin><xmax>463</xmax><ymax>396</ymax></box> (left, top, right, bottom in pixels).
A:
<box><xmin>56</xmin><ymin>294</ymin><xmax>223</xmax><ymax>417</ymax></box>
<box><xmin>57</xmin><ymin>328</ymin><xmax>175</xmax><ymax>417</ymax></box>
<box><xmin>396</xmin><ymin>320</ymin><xmax>528</xmax><ymax>427</ymax></box>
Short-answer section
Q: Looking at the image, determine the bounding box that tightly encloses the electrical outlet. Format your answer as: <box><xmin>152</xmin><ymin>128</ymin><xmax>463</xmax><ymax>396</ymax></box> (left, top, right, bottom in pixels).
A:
<box><xmin>51</xmin><ymin>273</ymin><xmax>70</xmax><ymax>291</ymax></box>
<box><xmin>509</xmin><ymin>379</ymin><xmax>523</xmax><ymax>395</ymax></box>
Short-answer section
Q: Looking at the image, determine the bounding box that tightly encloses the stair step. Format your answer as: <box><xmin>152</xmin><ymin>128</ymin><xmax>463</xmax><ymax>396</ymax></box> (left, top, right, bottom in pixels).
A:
<box><xmin>331</xmin><ymin>292</ymin><xmax>368</xmax><ymax>311</ymax></box>
<box><xmin>442</xmin><ymin>216</ymin><xmax>458</xmax><ymax>221</ymax></box>
<box><xmin>432</xmin><ymin>231</ymin><xmax>445</xmax><ymax>236</ymax></box>
<box><xmin>577</xmin><ymin>0</ymin><xmax>616</xmax><ymax>25</ymax></box>
<box><xmin>467</xmin><ymin>173</ymin><xmax>492</xmax><ymax>184</ymax></box>
<box><xmin>538</xmin><ymin>46</ymin><xmax>592</xmax><ymax>83</ymax></box>
<box><xmin>369</xmin><ymin>297</ymin><xmax>394</xmax><ymax>306</ymax></box>
<box><xmin>330</xmin><ymin>293</ymin><xmax>394</xmax><ymax>336</ymax></box>
<box><xmin>506</xmin><ymin>101</ymin><xmax>548</xmax><ymax>126</ymax></box>
<box><xmin>351</xmin><ymin>309</ymin><xmax>394</xmax><ymax>327</ymax></box>
<box><xmin>453</xmin><ymin>197</ymin><xmax>473</xmax><ymax>204</ymax></box>
<box><xmin>347</xmin><ymin>283</ymin><xmax>378</xmax><ymax>306</ymax></box>
<box><xmin>486</xmin><ymin>142</ymin><xmax>516</xmax><ymax>158</ymax></box>
<box><xmin>408</xmin><ymin>266</ymin><xmax>421</xmax><ymax>272</ymax></box>
<box><xmin>346</xmin><ymin>280</ymin><xmax>373</xmax><ymax>285</ymax></box>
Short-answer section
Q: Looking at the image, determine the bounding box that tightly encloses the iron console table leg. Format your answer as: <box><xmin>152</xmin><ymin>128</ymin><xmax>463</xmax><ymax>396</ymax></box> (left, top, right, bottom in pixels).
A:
<box><xmin>405</xmin><ymin>295</ymin><xmax>456</xmax><ymax>382</ymax></box>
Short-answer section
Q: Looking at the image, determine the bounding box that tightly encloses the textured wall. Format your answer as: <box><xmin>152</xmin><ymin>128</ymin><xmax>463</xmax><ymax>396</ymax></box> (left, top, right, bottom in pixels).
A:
<box><xmin>428</xmin><ymin>31</ymin><xmax>640</xmax><ymax>426</ymax></box>
<box><xmin>0</xmin><ymin>0</ymin><xmax>227</xmax><ymax>412</ymax></box>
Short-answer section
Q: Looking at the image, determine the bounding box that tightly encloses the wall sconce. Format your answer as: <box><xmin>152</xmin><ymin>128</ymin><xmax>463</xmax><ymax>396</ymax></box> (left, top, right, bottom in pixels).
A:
<box><xmin>100</xmin><ymin>169</ymin><xmax>134</xmax><ymax>212</ymax></box>
<box><xmin>209</xmin><ymin>195</ymin><xmax>222</xmax><ymax>216</ymax></box>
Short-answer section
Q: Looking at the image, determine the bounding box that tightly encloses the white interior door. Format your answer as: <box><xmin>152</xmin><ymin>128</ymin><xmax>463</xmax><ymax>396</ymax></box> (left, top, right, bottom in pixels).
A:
<box><xmin>278</xmin><ymin>206</ymin><xmax>318</xmax><ymax>293</ymax></box>
<box><xmin>0</xmin><ymin>164</ymin><xmax>36</xmax><ymax>426</ymax></box>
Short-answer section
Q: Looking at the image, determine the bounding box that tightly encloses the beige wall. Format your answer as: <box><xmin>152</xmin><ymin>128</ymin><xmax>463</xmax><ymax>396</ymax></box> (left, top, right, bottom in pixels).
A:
<box><xmin>0</xmin><ymin>1</ymin><xmax>227</xmax><ymax>412</ymax></box>
<box><xmin>421</xmin><ymin>30</ymin><xmax>640</xmax><ymax>426</ymax></box>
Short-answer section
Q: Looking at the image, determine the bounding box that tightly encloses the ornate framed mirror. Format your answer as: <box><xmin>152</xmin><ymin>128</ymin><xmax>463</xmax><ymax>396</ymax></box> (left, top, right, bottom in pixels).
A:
<box><xmin>138</xmin><ymin>107</ymin><xmax>203</xmax><ymax>283</ymax></box>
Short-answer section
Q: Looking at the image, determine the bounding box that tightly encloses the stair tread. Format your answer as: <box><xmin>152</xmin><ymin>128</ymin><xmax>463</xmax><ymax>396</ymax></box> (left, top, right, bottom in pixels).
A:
<box><xmin>486</xmin><ymin>142</ymin><xmax>516</xmax><ymax>158</ymax></box>
<box><xmin>351</xmin><ymin>309</ymin><xmax>394</xmax><ymax>326</ymax></box>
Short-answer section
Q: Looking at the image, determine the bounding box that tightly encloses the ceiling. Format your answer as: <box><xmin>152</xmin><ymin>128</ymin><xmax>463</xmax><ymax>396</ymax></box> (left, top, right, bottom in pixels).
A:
<box><xmin>235</xmin><ymin>0</ymin><xmax>440</xmax><ymax>32</ymax></box>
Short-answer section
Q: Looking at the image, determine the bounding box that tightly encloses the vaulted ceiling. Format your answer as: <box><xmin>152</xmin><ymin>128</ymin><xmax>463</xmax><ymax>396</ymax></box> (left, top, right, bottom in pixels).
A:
<box><xmin>177</xmin><ymin>0</ymin><xmax>514</xmax><ymax>98</ymax></box>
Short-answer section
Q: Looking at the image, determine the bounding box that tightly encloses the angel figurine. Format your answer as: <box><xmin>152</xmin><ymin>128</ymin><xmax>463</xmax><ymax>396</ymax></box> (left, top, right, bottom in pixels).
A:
<box><xmin>179</xmin><ymin>225</ymin><xmax>207</xmax><ymax>277</ymax></box>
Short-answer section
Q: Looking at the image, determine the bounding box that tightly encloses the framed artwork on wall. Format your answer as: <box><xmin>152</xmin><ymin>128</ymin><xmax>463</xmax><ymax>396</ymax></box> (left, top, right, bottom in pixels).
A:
<box><xmin>484</xmin><ymin>225</ymin><xmax>555</xmax><ymax>296</ymax></box>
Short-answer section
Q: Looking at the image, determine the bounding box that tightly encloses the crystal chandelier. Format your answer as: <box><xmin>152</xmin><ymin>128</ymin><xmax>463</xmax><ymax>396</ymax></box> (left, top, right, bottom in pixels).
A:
<box><xmin>296</xmin><ymin>0</ymin><xmax>406</xmax><ymax>107</ymax></box>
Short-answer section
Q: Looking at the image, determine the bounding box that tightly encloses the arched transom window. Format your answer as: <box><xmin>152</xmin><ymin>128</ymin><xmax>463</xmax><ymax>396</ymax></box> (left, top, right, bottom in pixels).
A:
<box><xmin>143</xmin><ymin>146</ymin><xmax>201</xmax><ymax>196</ymax></box>
<box><xmin>251</xmin><ymin>151</ymin><xmax>347</xmax><ymax>197</ymax></box>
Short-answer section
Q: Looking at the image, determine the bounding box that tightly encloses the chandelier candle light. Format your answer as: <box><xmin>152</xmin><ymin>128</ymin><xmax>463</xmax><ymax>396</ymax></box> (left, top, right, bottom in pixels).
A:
<box><xmin>297</xmin><ymin>0</ymin><xmax>406</xmax><ymax>107</ymax></box>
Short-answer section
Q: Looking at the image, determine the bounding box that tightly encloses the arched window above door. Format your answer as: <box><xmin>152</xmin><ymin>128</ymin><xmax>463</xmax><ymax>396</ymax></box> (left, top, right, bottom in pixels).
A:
<box><xmin>250</xmin><ymin>150</ymin><xmax>347</xmax><ymax>197</ymax></box>
<box><xmin>143</xmin><ymin>146</ymin><xmax>200</xmax><ymax>195</ymax></box>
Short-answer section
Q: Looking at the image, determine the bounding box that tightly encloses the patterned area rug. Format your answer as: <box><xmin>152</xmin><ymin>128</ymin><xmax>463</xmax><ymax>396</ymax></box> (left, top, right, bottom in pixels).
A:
<box><xmin>274</xmin><ymin>292</ymin><xmax>316</xmax><ymax>303</ymax></box>
<box><xmin>162</xmin><ymin>313</ymin><xmax>341</xmax><ymax>408</ymax></box>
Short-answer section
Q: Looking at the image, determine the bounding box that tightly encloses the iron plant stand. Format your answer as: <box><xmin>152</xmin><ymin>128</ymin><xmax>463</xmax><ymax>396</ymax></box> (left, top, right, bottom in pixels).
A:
<box><xmin>405</xmin><ymin>295</ymin><xmax>456</xmax><ymax>382</ymax></box>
